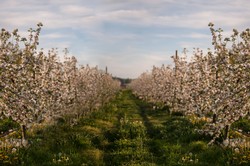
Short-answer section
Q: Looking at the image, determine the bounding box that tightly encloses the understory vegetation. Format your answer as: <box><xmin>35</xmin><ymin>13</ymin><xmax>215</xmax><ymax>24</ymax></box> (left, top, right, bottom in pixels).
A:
<box><xmin>1</xmin><ymin>90</ymin><xmax>249</xmax><ymax>165</ymax></box>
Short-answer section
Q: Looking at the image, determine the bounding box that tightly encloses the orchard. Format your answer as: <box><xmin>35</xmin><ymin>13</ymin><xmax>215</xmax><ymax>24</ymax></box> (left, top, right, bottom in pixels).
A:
<box><xmin>130</xmin><ymin>23</ymin><xmax>250</xmax><ymax>146</ymax></box>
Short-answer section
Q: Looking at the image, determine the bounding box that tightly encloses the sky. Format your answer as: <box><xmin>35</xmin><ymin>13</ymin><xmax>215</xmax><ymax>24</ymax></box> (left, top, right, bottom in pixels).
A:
<box><xmin>1</xmin><ymin>0</ymin><xmax>250</xmax><ymax>78</ymax></box>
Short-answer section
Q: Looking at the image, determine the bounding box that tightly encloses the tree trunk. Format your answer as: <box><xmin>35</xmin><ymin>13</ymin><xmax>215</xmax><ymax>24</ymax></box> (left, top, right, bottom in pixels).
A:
<box><xmin>21</xmin><ymin>124</ymin><xmax>28</xmax><ymax>147</ymax></box>
<box><xmin>222</xmin><ymin>124</ymin><xmax>230</xmax><ymax>147</ymax></box>
<box><xmin>21</xmin><ymin>125</ymin><xmax>26</xmax><ymax>140</ymax></box>
<box><xmin>224</xmin><ymin>124</ymin><xmax>230</xmax><ymax>140</ymax></box>
<box><xmin>212</xmin><ymin>113</ymin><xmax>217</xmax><ymax>123</ymax></box>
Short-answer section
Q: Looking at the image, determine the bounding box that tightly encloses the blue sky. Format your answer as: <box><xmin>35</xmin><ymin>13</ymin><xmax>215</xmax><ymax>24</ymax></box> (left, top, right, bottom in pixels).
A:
<box><xmin>1</xmin><ymin>0</ymin><xmax>250</xmax><ymax>78</ymax></box>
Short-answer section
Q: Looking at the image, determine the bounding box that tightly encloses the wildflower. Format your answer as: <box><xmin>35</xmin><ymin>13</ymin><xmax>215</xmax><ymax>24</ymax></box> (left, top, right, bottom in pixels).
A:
<box><xmin>235</xmin><ymin>148</ymin><xmax>240</xmax><ymax>154</ymax></box>
<box><xmin>11</xmin><ymin>148</ymin><xmax>17</xmax><ymax>153</ymax></box>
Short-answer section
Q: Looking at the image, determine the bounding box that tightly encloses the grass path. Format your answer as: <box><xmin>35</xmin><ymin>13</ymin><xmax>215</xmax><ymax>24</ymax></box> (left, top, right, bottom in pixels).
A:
<box><xmin>19</xmin><ymin>89</ymin><xmax>163</xmax><ymax>165</ymax></box>
<box><xmin>2</xmin><ymin>89</ymin><xmax>248</xmax><ymax>165</ymax></box>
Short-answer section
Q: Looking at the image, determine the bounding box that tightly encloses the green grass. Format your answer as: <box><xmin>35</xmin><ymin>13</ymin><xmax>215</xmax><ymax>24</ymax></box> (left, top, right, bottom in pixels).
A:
<box><xmin>1</xmin><ymin>90</ymin><xmax>249</xmax><ymax>165</ymax></box>
<box><xmin>0</xmin><ymin>118</ymin><xmax>19</xmax><ymax>133</ymax></box>
<box><xmin>231</xmin><ymin>117</ymin><xmax>250</xmax><ymax>134</ymax></box>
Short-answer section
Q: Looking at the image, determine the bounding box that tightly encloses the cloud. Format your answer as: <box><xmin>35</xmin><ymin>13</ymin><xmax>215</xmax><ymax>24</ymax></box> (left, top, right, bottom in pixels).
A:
<box><xmin>1</xmin><ymin>0</ymin><xmax>250</xmax><ymax>78</ymax></box>
<box><xmin>183</xmin><ymin>33</ymin><xmax>211</xmax><ymax>39</ymax></box>
<box><xmin>1</xmin><ymin>0</ymin><xmax>249</xmax><ymax>31</ymax></box>
<box><xmin>153</xmin><ymin>34</ymin><xmax>177</xmax><ymax>38</ymax></box>
<box><xmin>40</xmin><ymin>33</ymin><xmax>69</xmax><ymax>39</ymax></box>
<box><xmin>59</xmin><ymin>5</ymin><xmax>94</xmax><ymax>16</ymax></box>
